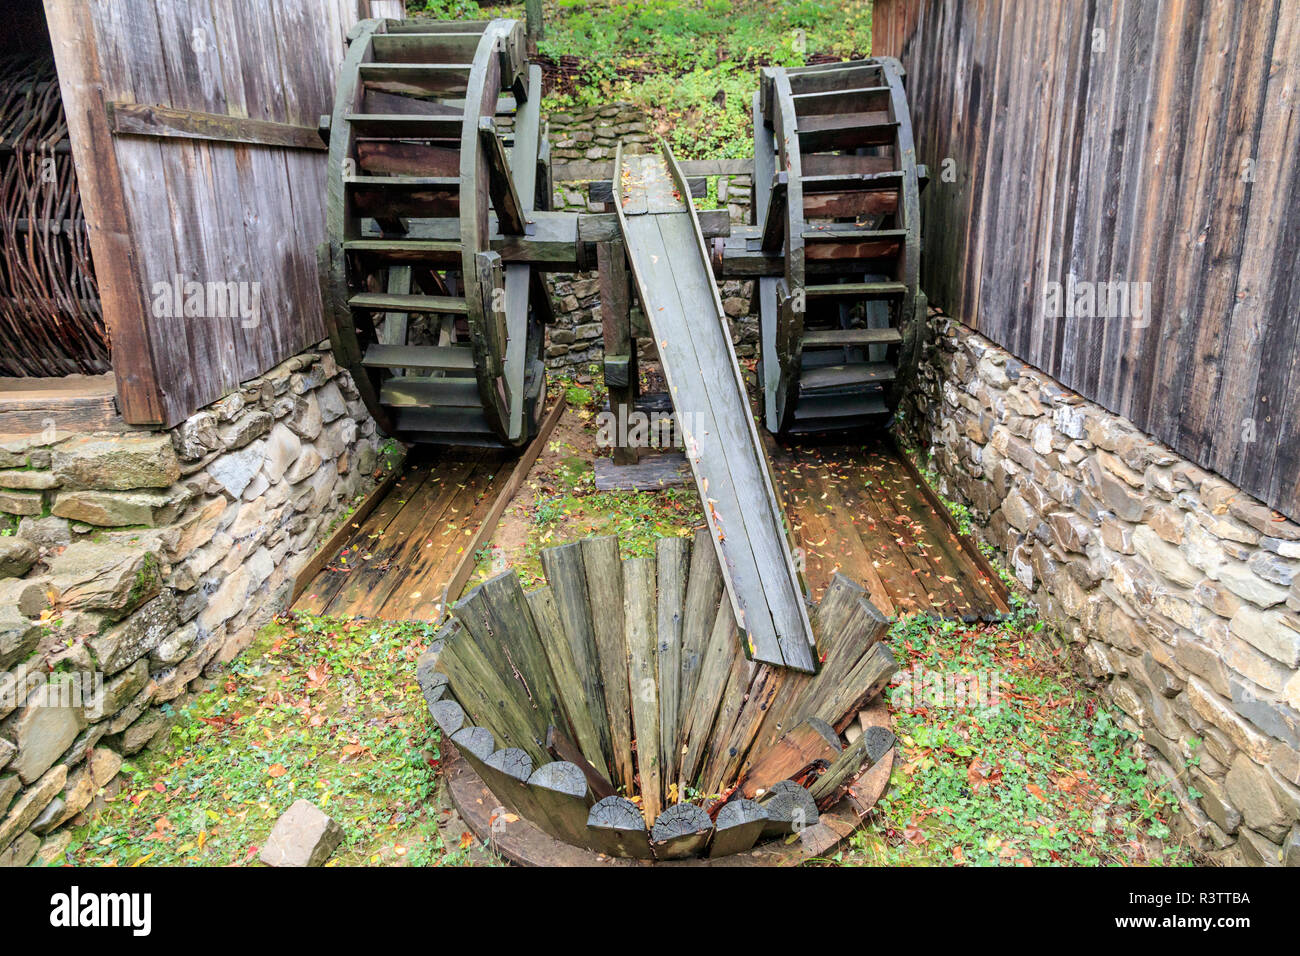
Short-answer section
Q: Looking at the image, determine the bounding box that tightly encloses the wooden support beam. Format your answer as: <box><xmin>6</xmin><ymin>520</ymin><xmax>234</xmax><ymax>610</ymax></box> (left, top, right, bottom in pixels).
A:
<box><xmin>761</xmin><ymin>173</ymin><xmax>788</xmax><ymax>252</ymax></box>
<box><xmin>478</xmin><ymin>117</ymin><xmax>530</xmax><ymax>234</ymax></box>
<box><xmin>107</xmin><ymin>102</ymin><xmax>326</xmax><ymax>151</ymax></box>
<box><xmin>597</xmin><ymin>239</ymin><xmax>639</xmax><ymax>465</ymax></box>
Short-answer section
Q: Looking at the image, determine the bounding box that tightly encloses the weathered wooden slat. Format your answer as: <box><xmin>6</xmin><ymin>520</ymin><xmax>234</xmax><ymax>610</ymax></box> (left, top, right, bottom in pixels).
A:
<box><xmin>738</xmin><ymin>717</ymin><xmax>842</xmax><ymax>799</ymax></box>
<box><xmin>576</xmin><ymin>537</ymin><xmax>636</xmax><ymax>791</ymax></box>
<box><xmin>527</xmin><ymin>586</ymin><xmax>614</xmax><ymax>782</ymax></box>
<box><xmin>349</xmin><ymin>291</ymin><xmax>467</xmax><ymax>313</ymax></box>
<box><xmin>371</xmin><ymin>31</ymin><xmax>484</xmax><ymax>64</ymax></box>
<box><xmin>379</xmin><ymin>376</ymin><xmax>481</xmax><ymax>408</ymax></box>
<box><xmin>812</xmin><ymin>641</ymin><xmax>898</xmax><ymax>734</ymax></box>
<box><xmin>698</xmin><ymin>645</ymin><xmax>756</xmax><ymax>796</ymax></box>
<box><xmin>798</xmin><ymin>362</ymin><xmax>897</xmax><ymax>390</ymax></box>
<box><xmin>623</xmin><ymin>556</ymin><xmax>662</xmax><ymax>821</ymax></box>
<box><xmin>358</xmin><ymin>62</ymin><xmax>473</xmax><ymax>96</ymax></box>
<box><xmin>436</xmin><ymin>617</ymin><xmax>546</xmax><ymax>763</ymax></box>
<box><xmin>655</xmin><ymin>537</ymin><xmax>689</xmax><ymax>803</ymax></box>
<box><xmin>539</xmin><ymin>541</ymin><xmax>618</xmax><ymax>784</ymax></box>
<box><xmin>809</xmin><ymin>725</ymin><xmax>896</xmax><ymax>809</ymax></box>
<box><xmin>677</xmin><ymin>528</ymin><xmax>724</xmax><ymax>728</ymax></box>
<box><xmin>526</xmin><ymin>761</ymin><xmax>594</xmax><ymax>847</ymax></box>
<box><xmin>362</xmin><ymin>343</ymin><xmax>474</xmax><ymax>371</ymax></box>
<box><xmin>756</xmin><ymin>779</ymin><xmax>819</xmax><ymax>838</ymax></box>
<box><xmin>586</xmin><ymin>795</ymin><xmax>653</xmax><ymax>859</ymax></box>
<box><xmin>649</xmin><ymin>802</ymin><xmax>714</xmax><ymax>860</ymax></box>
<box><xmin>709</xmin><ymin>663</ymin><xmax>787</xmax><ymax>791</ymax></box>
<box><xmin>677</xmin><ymin>603</ymin><xmax>739</xmax><ymax>793</ymax></box>
<box><xmin>708</xmin><ymin>798</ymin><xmax>768</xmax><ymax>858</ymax></box>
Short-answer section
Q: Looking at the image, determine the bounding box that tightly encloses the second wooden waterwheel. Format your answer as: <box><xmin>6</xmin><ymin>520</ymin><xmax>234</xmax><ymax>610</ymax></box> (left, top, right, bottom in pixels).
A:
<box><xmin>752</xmin><ymin>57</ymin><xmax>927</xmax><ymax>436</ymax></box>
<box><xmin>320</xmin><ymin>18</ymin><xmax>552</xmax><ymax>448</ymax></box>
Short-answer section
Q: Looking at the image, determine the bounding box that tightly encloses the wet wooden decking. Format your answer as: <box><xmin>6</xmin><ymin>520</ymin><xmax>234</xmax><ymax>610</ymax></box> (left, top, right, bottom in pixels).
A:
<box><xmin>293</xmin><ymin>451</ymin><xmax>515</xmax><ymax>621</ymax></box>
<box><xmin>765</xmin><ymin>437</ymin><xmax>1009</xmax><ymax>621</ymax></box>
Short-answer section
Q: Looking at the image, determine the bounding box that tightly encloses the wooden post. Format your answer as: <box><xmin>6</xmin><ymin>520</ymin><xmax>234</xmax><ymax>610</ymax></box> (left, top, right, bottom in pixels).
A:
<box><xmin>525</xmin><ymin>0</ymin><xmax>544</xmax><ymax>54</ymax></box>
<box><xmin>597</xmin><ymin>239</ymin><xmax>640</xmax><ymax>465</ymax></box>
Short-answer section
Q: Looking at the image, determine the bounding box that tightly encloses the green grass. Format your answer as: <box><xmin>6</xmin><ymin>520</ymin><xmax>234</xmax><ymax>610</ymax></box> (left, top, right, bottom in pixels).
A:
<box><xmin>60</xmin><ymin>616</ymin><xmax>500</xmax><ymax>867</ymax></box>
<box><xmin>831</xmin><ymin>609</ymin><xmax>1198</xmax><ymax>866</ymax></box>
<box><xmin>415</xmin><ymin>0</ymin><xmax>874</xmax><ymax>158</ymax></box>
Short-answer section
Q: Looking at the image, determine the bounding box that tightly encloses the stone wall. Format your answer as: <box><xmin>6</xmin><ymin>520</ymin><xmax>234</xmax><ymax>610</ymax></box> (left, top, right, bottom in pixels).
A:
<box><xmin>0</xmin><ymin>342</ymin><xmax>382</xmax><ymax>865</ymax></box>
<box><xmin>543</xmin><ymin>102</ymin><xmax>758</xmax><ymax>373</ymax></box>
<box><xmin>899</xmin><ymin>315</ymin><xmax>1300</xmax><ymax>867</ymax></box>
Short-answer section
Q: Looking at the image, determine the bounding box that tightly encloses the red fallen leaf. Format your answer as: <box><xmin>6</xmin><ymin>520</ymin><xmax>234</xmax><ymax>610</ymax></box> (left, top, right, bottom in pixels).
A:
<box><xmin>459</xmin><ymin>832</ymin><xmax>475</xmax><ymax>850</ymax></box>
<box><xmin>153</xmin><ymin>780</ymin><xmax>167</xmax><ymax>793</ymax></box>
<box><xmin>1026</xmin><ymin>783</ymin><xmax>1047</xmax><ymax>801</ymax></box>
<box><xmin>267</xmin><ymin>763</ymin><xmax>287</xmax><ymax>778</ymax></box>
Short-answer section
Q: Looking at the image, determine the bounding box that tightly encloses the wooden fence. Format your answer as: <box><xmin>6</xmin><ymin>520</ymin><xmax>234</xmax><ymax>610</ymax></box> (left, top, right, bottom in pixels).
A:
<box><xmin>45</xmin><ymin>0</ymin><xmax>403</xmax><ymax>426</ymax></box>
<box><xmin>874</xmin><ymin>0</ymin><xmax>1300</xmax><ymax>519</ymax></box>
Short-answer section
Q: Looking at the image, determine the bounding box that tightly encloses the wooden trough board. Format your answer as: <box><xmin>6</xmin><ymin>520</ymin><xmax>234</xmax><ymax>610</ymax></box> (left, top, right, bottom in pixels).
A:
<box><xmin>613</xmin><ymin>140</ymin><xmax>817</xmax><ymax>673</ymax></box>
<box><xmin>417</xmin><ymin>532</ymin><xmax>899</xmax><ymax>863</ymax></box>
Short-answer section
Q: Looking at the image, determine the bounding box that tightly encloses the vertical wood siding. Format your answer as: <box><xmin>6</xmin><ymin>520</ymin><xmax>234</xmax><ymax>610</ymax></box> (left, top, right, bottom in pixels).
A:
<box><xmin>873</xmin><ymin>0</ymin><xmax>1300</xmax><ymax>519</ymax></box>
<box><xmin>49</xmin><ymin>0</ymin><xmax>402</xmax><ymax>426</ymax></box>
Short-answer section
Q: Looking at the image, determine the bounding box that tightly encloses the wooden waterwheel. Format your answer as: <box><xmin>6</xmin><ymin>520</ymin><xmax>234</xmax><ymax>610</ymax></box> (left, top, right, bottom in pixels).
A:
<box><xmin>319</xmin><ymin>18</ymin><xmax>551</xmax><ymax>448</ymax></box>
<box><xmin>753</xmin><ymin>57</ymin><xmax>927</xmax><ymax>436</ymax></box>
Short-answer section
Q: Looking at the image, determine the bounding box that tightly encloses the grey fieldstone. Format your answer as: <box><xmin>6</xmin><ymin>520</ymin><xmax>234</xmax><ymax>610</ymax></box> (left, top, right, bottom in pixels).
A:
<box><xmin>217</xmin><ymin>409</ymin><xmax>273</xmax><ymax>450</ymax></box>
<box><xmin>51</xmin><ymin>487</ymin><xmax>190</xmax><ymax>528</ymax></box>
<box><xmin>3</xmin><ymin>698</ymin><xmax>86</xmax><ymax>784</ymax></box>
<box><xmin>1225</xmin><ymin>756</ymin><xmax>1290</xmax><ymax>842</ymax></box>
<box><xmin>0</xmin><ymin>470</ymin><xmax>57</xmax><ymax>490</ymax></box>
<box><xmin>207</xmin><ymin>440</ymin><xmax>267</xmax><ymax>498</ymax></box>
<box><xmin>0</xmin><ymin>764</ymin><xmax>66</xmax><ymax>849</ymax></box>
<box><xmin>0</xmin><ymin>605</ymin><xmax>40</xmax><ymax>671</ymax></box>
<box><xmin>0</xmin><ymin>489</ymin><xmax>43</xmax><ymax>515</ymax></box>
<box><xmin>1229</xmin><ymin>605</ymin><xmax>1300</xmax><ymax>667</ymax></box>
<box><xmin>87</xmin><ymin>591</ymin><xmax>178</xmax><ymax>675</ymax></box>
<box><xmin>0</xmin><ymin>831</ymin><xmax>39</xmax><ymax>867</ymax></box>
<box><xmin>52</xmin><ymin>434</ymin><xmax>180</xmax><ymax>491</ymax></box>
<box><xmin>48</xmin><ymin>540</ymin><xmax>163</xmax><ymax>620</ymax></box>
<box><xmin>261</xmin><ymin>424</ymin><xmax>302</xmax><ymax>484</ymax></box>
<box><xmin>259</xmin><ymin>799</ymin><xmax>344</xmax><ymax>867</ymax></box>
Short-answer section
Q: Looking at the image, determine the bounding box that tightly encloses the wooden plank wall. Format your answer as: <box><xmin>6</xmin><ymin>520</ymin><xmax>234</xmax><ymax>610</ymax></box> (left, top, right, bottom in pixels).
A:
<box><xmin>47</xmin><ymin>0</ymin><xmax>403</xmax><ymax>427</ymax></box>
<box><xmin>873</xmin><ymin>0</ymin><xmax>1300</xmax><ymax>520</ymax></box>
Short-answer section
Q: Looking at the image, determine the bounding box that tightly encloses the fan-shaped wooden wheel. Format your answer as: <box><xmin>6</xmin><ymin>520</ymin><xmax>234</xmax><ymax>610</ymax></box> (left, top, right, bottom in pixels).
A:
<box><xmin>417</xmin><ymin>532</ymin><xmax>899</xmax><ymax>862</ymax></box>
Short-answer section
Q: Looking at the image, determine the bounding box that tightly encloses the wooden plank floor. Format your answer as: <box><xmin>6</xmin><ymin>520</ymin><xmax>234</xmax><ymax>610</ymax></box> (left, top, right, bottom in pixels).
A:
<box><xmin>765</xmin><ymin>437</ymin><xmax>1008</xmax><ymax>621</ymax></box>
<box><xmin>293</xmin><ymin>450</ymin><xmax>516</xmax><ymax>621</ymax></box>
